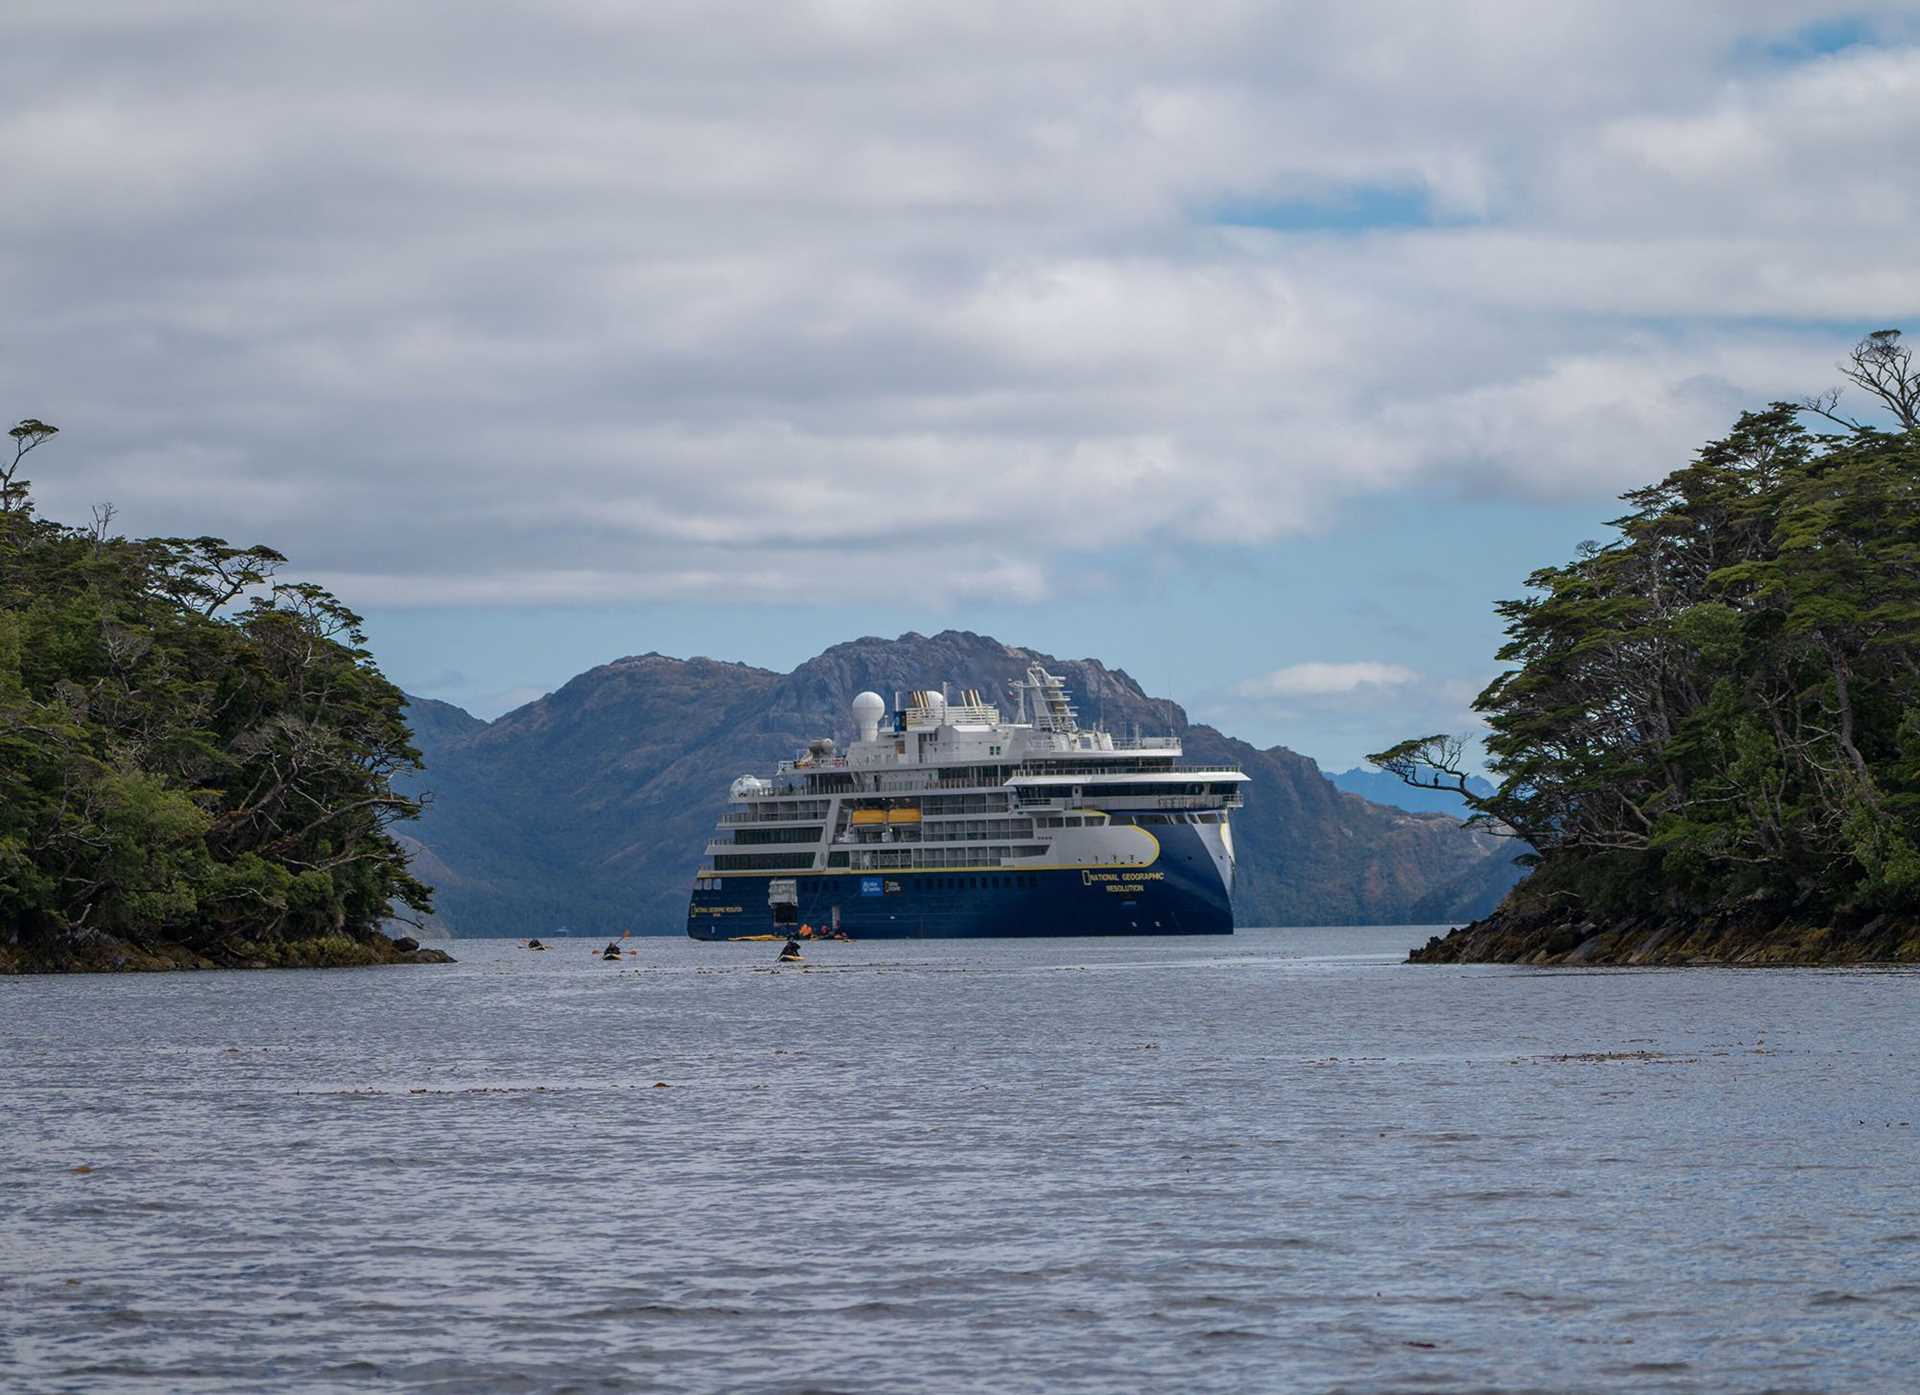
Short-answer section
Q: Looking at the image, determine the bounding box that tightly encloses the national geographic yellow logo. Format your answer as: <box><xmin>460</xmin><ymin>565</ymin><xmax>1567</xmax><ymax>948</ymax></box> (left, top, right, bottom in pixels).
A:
<box><xmin>1081</xmin><ymin>869</ymin><xmax>1166</xmax><ymax>893</ymax></box>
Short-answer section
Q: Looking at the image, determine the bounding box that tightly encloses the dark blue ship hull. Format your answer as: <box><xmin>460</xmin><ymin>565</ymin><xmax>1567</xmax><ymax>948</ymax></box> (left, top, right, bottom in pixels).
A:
<box><xmin>687</xmin><ymin>821</ymin><xmax>1232</xmax><ymax>939</ymax></box>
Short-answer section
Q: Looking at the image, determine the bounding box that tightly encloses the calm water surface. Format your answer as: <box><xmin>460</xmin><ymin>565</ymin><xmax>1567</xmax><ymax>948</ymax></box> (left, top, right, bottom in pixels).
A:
<box><xmin>4</xmin><ymin>926</ymin><xmax>1918</xmax><ymax>1393</ymax></box>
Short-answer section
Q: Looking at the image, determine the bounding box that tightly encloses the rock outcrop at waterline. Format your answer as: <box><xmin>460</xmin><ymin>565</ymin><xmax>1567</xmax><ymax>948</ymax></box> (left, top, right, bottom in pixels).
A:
<box><xmin>1404</xmin><ymin>858</ymin><xmax>1920</xmax><ymax>965</ymax></box>
<box><xmin>1378</xmin><ymin>335</ymin><xmax>1920</xmax><ymax>969</ymax></box>
<box><xmin>0</xmin><ymin>928</ymin><xmax>452</xmax><ymax>975</ymax></box>
<box><xmin>1410</xmin><ymin>908</ymin><xmax>1920</xmax><ymax>966</ymax></box>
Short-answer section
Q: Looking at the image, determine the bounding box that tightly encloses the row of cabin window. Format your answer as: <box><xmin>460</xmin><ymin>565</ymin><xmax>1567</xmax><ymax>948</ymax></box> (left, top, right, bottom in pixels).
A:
<box><xmin>829</xmin><ymin>850</ymin><xmax>1046</xmax><ymax>869</ymax></box>
<box><xmin>922</xmin><ymin>820</ymin><xmax>1034</xmax><ymax>841</ymax></box>
<box><xmin>1055</xmin><ymin>781</ymin><xmax>1239</xmax><ymax>798</ymax></box>
<box><xmin>697</xmin><ymin>873</ymin><xmax>1042</xmax><ymax>890</ymax></box>
<box><xmin>732</xmin><ymin>825</ymin><xmax>825</xmax><ymax>845</ymax></box>
<box><xmin>713</xmin><ymin>852</ymin><xmax>818</xmax><ymax>871</ymax></box>
<box><xmin>920</xmin><ymin>794</ymin><xmax>1015</xmax><ymax>815</ymax></box>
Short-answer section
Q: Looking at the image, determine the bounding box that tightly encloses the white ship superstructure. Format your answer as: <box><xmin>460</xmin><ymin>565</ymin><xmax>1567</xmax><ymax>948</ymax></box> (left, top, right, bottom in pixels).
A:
<box><xmin>687</xmin><ymin>666</ymin><xmax>1247</xmax><ymax>938</ymax></box>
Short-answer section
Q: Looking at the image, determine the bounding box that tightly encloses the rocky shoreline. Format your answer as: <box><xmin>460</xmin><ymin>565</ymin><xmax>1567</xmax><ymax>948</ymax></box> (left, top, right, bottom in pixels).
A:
<box><xmin>0</xmin><ymin>929</ymin><xmax>453</xmax><ymax>975</ymax></box>
<box><xmin>1410</xmin><ymin>903</ymin><xmax>1920</xmax><ymax>967</ymax></box>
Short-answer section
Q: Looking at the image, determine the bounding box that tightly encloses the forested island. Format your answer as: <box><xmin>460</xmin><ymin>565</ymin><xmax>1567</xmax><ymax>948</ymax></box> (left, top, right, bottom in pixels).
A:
<box><xmin>1375</xmin><ymin>331</ymin><xmax>1920</xmax><ymax>965</ymax></box>
<box><xmin>0</xmin><ymin>422</ymin><xmax>446</xmax><ymax>972</ymax></box>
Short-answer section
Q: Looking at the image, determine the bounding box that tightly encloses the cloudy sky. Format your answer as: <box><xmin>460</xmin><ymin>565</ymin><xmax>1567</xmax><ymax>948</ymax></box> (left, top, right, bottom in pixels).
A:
<box><xmin>7</xmin><ymin>2</ymin><xmax>1918</xmax><ymax>768</ymax></box>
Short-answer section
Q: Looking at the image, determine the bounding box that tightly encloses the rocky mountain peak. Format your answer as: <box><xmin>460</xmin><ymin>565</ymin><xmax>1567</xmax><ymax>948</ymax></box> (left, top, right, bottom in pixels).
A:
<box><xmin>396</xmin><ymin>629</ymin><xmax>1523</xmax><ymax>936</ymax></box>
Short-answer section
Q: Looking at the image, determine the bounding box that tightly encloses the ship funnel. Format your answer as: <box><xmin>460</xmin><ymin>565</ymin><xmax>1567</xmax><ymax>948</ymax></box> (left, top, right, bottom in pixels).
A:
<box><xmin>851</xmin><ymin>690</ymin><xmax>885</xmax><ymax>743</ymax></box>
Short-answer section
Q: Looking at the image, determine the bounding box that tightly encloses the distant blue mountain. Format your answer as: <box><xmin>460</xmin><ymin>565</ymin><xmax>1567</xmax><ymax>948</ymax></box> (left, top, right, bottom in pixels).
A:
<box><xmin>1328</xmin><ymin>766</ymin><xmax>1494</xmax><ymax>818</ymax></box>
<box><xmin>396</xmin><ymin>630</ymin><xmax>1526</xmax><ymax>935</ymax></box>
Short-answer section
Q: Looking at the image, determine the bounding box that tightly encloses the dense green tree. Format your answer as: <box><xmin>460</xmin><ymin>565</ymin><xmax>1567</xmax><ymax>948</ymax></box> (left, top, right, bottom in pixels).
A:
<box><xmin>1372</xmin><ymin>331</ymin><xmax>1920</xmax><ymax>929</ymax></box>
<box><xmin>0</xmin><ymin>423</ymin><xmax>430</xmax><ymax>965</ymax></box>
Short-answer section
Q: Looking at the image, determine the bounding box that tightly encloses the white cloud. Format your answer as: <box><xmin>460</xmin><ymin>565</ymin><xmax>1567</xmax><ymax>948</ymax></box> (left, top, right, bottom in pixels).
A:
<box><xmin>3</xmin><ymin>3</ymin><xmax>1916</xmax><ymax>604</ymax></box>
<box><xmin>1234</xmin><ymin>661</ymin><xmax>1421</xmax><ymax>699</ymax></box>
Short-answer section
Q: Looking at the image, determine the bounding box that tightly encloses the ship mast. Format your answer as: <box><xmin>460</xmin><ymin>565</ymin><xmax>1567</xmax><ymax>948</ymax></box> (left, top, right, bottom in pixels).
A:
<box><xmin>1012</xmin><ymin>665</ymin><xmax>1077</xmax><ymax>734</ymax></box>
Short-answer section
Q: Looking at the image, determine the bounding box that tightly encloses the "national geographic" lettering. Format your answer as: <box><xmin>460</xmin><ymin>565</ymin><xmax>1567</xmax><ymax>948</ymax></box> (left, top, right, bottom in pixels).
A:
<box><xmin>1081</xmin><ymin>870</ymin><xmax>1166</xmax><ymax>890</ymax></box>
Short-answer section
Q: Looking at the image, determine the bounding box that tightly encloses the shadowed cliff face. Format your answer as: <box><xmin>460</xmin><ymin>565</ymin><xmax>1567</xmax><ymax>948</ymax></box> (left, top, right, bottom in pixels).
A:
<box><xmin>399</xmin><ymin>630</ymin><xmax>1524</xmax><ymax>936</ymax></box>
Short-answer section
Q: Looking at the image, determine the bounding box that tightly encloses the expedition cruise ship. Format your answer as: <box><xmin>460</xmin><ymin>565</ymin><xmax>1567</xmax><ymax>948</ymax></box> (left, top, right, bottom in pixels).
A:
<box><xmin>687</xmin><ymin>666</ymin><xmax>1248</xmax><ymax>938</ymax></box>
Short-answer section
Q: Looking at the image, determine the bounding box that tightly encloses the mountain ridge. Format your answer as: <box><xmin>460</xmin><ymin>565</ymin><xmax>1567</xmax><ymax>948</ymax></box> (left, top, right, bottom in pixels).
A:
<box><xmin>397</xmin><ymin>630</ymin><xmax>1525</xmax><ymax>935</ymax></box>
<box><xmin>1326</xmin><ymin>766</ymin><xmax>1496</xmax><ymax>818</ymax></box>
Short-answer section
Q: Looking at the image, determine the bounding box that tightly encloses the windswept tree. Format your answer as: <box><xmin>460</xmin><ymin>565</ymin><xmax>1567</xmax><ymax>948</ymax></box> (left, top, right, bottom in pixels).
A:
<box><xmin>0</xmin><ymin>423</ymin><xmax>431</xmax><ymax>961</ymax></box>
<box><xmin>1</xmin><ymin>419</ymin><xmax>58</xmax><ymax>514</ymax></box>
<box><xmin>1803</xmin><ymin>329</ymin><xmax>1920</xmax><ymax>433</ymax></box>
<box><xmin>1371</xmin><ymin>330</ymin><xmax>1920</xmax><ymax>924</ymax></box>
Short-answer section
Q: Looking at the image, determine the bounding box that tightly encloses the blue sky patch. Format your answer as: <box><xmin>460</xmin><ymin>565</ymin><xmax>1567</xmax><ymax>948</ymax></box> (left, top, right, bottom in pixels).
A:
<box><xmin>1204</xmin><ymin>185</ymin><xmax>1438</xmax><ymax>233</ymax></box>
<box><xmin>1746</xmin><ymin>14</ymin><xmax>1878</xmax><ymax>64</ymax></box>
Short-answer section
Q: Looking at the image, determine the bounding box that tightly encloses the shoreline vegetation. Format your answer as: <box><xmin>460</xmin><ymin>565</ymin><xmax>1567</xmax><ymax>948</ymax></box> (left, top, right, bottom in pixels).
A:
<box><xmin>1</xmin><ymin>421</ymin><xmax>444</xmax><ymax>976</ymax></box>
<box><xmin>0</xmin><ymin>927</ymin><xmax>450</xmax><ymax>975</ymax></box>
<box><xmin>1376</xmin><ymin>329</ymin><xmax>1920</xmax><ymax>966</ymax></box>
<box><xmin>10</xmin><ymin>332</ymin><xmax>1916</xmax><ymax>974</ymax></box>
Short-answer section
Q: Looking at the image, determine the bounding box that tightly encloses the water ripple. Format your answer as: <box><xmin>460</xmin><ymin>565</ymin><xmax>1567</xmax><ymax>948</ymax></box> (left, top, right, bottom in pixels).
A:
<box><xmin>4</xmin><ymin>927</ymin><xmax>1918</xmax><ymax>1393</ymax></box>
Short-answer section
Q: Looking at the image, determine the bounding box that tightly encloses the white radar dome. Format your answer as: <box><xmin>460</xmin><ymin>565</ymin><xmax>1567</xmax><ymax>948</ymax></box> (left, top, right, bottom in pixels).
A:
<box><xmin>924</xmin><ymin>691</ymin><xmax>946</xmax><ymax>717</ymax></box>
<box><xmin>851</xmin><ymin>690</ymin><xmax>886</xmax><ymax>742</ymax></box>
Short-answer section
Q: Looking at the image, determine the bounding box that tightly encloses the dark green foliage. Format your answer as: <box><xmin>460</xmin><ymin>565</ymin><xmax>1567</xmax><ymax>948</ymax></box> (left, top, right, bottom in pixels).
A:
<box><xmin>1375</xmin><ymin>337</ymin><xmax>1920</xmax><ymax>927</ymax></box>
<box><xmin>0</xmin><ymin>425</ymin><xmax>430</xmax><ymax>960</ymax></box>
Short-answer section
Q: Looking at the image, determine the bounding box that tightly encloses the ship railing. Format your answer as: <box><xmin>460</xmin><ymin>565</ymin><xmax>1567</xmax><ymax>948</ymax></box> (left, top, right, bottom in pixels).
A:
<box><xmin>1150</xmin><ymin>794</ymin><xmax>1244</xmax><ymax>810</ymax></box>
<box><xmin>1005</xmin><ymin>762</ymin><xmax>1242</xmax><ymax>778</ymax></box>
<box><xmin>1019</xmin><ymin>739</ymin><xmax>1183</xmax><ymax>757</ymax></box>
<box><xmin>705</xmin><ymin>844</ymin><xmax>837</xmax><ymax>861</ymax></box>
<box><xmin>845</xmin><ymin>853</ymin><xmax>918</xmax><ymax>870</ymax></box>
<box><xmin>874</xmin><ymin>775</ymin><xmax>939</xmax><ymax>793</ymax></box>
<box><xmin>717</xmin><ymin>810</ymin><xmax>831</xmax><ymax>826</ymax></box>
<box><xmin>939</xmin><ymin>845</ymin><xmax>1047</xmax><ymax>867</ymax></box>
